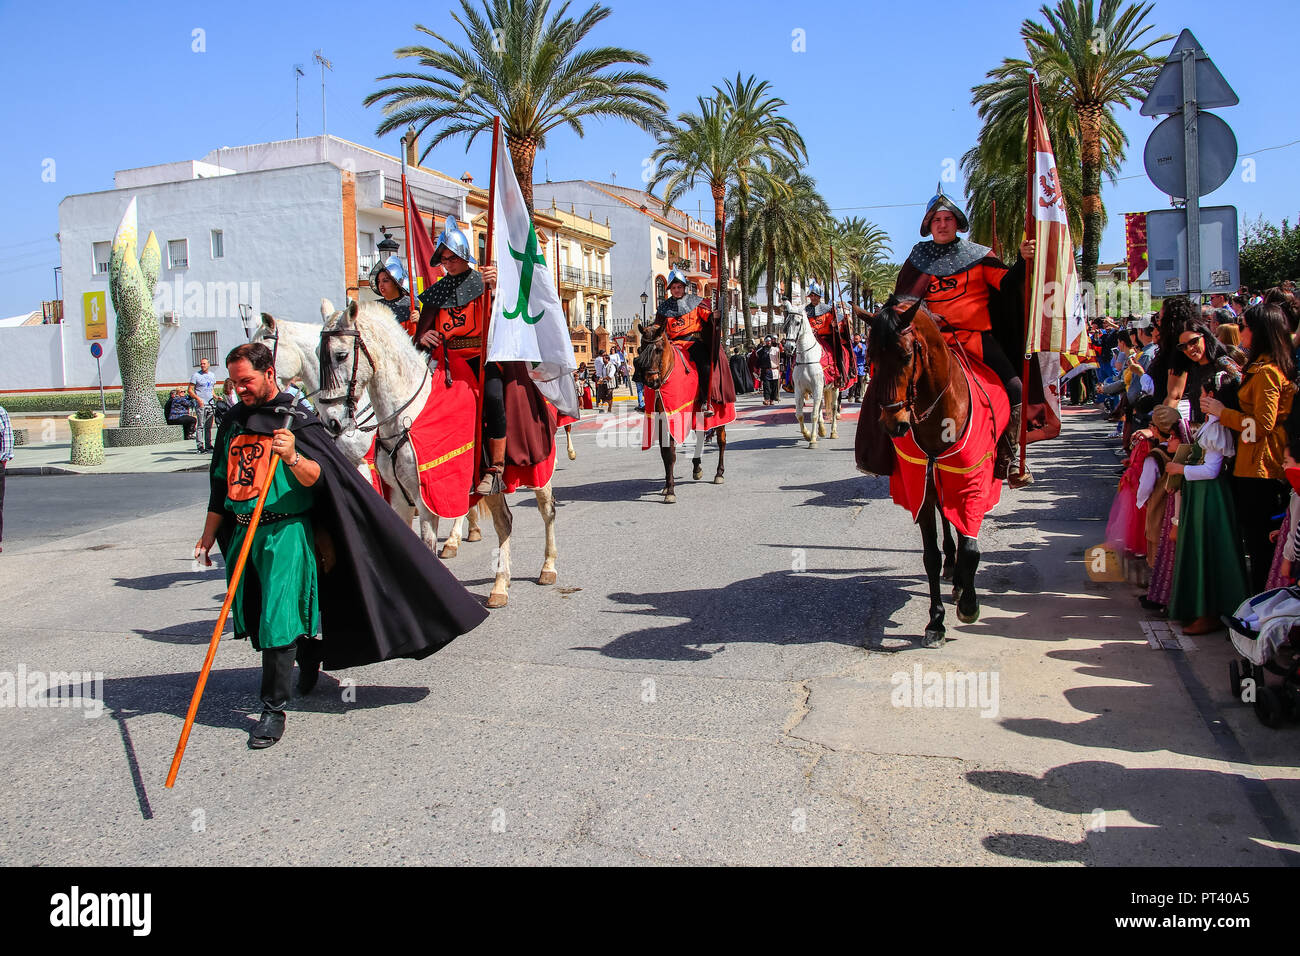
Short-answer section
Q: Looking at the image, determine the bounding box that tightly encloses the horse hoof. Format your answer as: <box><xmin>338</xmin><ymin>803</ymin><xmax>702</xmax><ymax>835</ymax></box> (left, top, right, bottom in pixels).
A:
<box><xmin>568</xmin><ymin>449</ymin><xmax>577</xmax><ymax>461</ymax></box>
<box><xmin>817</xmin><ymin>424</ymin><xmax>827</xmax><ymax>437</ymax></box>
<box><xmin>921</xmin><ymin>628</ymin><xmax>946</xmax><ymax>648</ymax></box>
<box><xmin>537</xmin><ymin>570</ymin><xmax>557</xmax><ymax>586</ymax></box>
<box><xmin>712</xmin><ymin>475</ymin><xmax>724</xmax><ymax>485</ymax></box>
<box><xmin>692</xmin><ymin>466</ymin><xmax>703</xmax><ymax>481</ymax></box>
<box><xmin>466</xmin><ymin>529</ymin><xmax>482</xmax><ymax>543</ymax></box>
<box><xmin>830</xmin><ymin>430</ymin><xmax>839</xmax><ymax>439</ymax></box>
<box><xmin>664</xmin><ymin>494</ymin><xmax>676</xmax><ymax>504</ymax></box>
<box><xmin>485</xmin><ymin>592</ymin><xmax>509</xmax><ymax>609</ymax></box>
<box><xmin>957</xmin><ymin>594</ymin><xmax>980</xmax><ymax>625</ymax></box>
<box><xmin>438</xmin><ymin>544</ymin><xmax>458</xmax><ymax>559</ymax></box>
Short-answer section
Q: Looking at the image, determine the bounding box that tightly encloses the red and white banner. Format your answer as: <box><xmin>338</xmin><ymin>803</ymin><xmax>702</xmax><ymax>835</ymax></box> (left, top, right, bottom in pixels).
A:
<box><xmin>1025</xmin><ymin>80</ymin><xmax>1088</xmax><ymax>359</ymax></box>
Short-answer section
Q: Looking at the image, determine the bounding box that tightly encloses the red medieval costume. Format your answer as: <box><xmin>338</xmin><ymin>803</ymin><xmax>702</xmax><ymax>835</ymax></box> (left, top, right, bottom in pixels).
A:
<box><xmin>807</xmin><ymin>302</ymin><xmax>856</xmax><ymax>391</ymax></box>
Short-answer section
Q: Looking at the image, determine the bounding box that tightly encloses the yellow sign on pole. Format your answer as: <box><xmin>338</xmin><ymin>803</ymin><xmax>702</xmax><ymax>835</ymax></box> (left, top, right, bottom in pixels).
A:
<box><xmin>83</xmin><ymin>291</ymin><xmax>107</xmax><ymax>340</ymax></box>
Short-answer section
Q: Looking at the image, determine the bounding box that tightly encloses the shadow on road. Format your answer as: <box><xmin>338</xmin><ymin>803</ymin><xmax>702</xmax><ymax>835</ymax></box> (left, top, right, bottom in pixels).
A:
<box><xmin>586</xmin><ymin>565</ymin><xmax>918</xmax><ymax>661</ymax></box>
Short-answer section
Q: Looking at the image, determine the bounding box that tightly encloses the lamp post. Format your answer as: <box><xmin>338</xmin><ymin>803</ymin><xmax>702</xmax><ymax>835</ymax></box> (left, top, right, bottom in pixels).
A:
<box><xmin>376</xmin><ymin>228</ymin><xmax>399</xmax><ymax>259</ymax></box>
<box><xmin>639</xmin><ymin>291</ymin><xmax>647</xmax><ymax>328</ymax></box>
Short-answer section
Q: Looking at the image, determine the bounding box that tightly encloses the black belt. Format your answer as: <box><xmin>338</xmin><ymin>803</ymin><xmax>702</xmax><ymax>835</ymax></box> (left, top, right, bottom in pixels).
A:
<box><xmin>235</xmin><ymin>510</ymin><xmax>298</xmax><ymax>526</ymax></box>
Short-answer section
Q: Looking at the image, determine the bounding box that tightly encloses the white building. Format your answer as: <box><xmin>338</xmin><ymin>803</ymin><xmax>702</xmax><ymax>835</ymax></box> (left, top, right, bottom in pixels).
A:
<box><xmin>6</xmin><ymin>135</ymin><xmax>470</xmax><ymax>390</ymax></box>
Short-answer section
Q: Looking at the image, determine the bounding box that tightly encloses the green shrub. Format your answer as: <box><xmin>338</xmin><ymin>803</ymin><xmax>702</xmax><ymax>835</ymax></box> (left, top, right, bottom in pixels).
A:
<box><xmin>0</xmin><ymin>390</ymin><xmax>171</xmax><ymax>414</ymax></box>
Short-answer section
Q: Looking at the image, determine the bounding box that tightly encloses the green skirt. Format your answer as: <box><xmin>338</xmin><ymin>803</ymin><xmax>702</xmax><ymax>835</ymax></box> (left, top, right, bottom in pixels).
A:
<box><xmin>227</xmin><ymin>514</ymin><xmax>319</xmax><ymax>650</ymax></box>
<box><xmin>1167</xmin><ymin>474</ymin><xmax>1250</xmax><ymax>622</ymax></box>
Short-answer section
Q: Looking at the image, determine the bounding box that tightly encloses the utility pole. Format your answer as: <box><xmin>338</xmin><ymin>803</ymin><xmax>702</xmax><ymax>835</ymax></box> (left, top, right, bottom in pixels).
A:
<box><xmin>294</xmin><ymin>64</ymin><xmax>304</xmax><ymax>138</ymax></box>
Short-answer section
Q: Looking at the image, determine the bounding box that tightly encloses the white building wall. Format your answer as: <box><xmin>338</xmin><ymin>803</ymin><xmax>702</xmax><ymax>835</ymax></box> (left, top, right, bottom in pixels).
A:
<box><xmin>0</xmin><ymin>325</ymin><xmax>66</xmax><ymax>390</ymax></box>
<box><xmin>57</xmin><ymin>163</ymin><xmax>346</xmax><ymax>389</ymax></box>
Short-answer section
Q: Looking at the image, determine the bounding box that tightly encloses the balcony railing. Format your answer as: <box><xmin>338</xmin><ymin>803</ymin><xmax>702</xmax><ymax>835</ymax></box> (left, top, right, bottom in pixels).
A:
<box><xmin>670</xmin><ymin>258</ymin><xmax>691</xmax><ymax>272</ymax></box>
<box><xmin>559</xmin><ymin>265</ymin><xmax>583</xmax><ymax>286</ymax></box>
<box><xmin>358</xmin><ymin>253</ymin><xmax>378</xmax><ymax>278</ymax></box>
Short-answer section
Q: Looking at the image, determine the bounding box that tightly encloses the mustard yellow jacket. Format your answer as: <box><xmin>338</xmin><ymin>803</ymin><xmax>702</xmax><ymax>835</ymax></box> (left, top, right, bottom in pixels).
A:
<box><xmin>1218</xmin><ymin>359</ymin><xmax>1296</xmax><ymax>480</ymax></box>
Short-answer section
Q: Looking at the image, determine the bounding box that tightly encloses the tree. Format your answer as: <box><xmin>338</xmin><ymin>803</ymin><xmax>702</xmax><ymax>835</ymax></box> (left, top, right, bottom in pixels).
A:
<box><xmin>1239</xmin><ymin>215</ymin><xmax>1300</xmax><ymax>291</ymax></box>
<box><xmin>365</xmin><ymin>0</ymin><xmax>668</xmax><ymax>214</ymax></box>
<box><xmin>649</xmin><ymin>77</ymin><xmax>803</xmax><ymax>348</ymax></box>
<box><xmin>964</xmin><ymin>1</ymin><xmax>1169</xmax><ymax>288</ymax></box>
<box><xmin>732</xmin><ymin>158</ymin><xmax>830</xmax><ymax>337</ymax></box>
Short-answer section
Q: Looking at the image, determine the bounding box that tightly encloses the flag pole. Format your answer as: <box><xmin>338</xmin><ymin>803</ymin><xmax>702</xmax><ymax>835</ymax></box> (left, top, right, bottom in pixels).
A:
<box><xmin>1018</xmin><ymin>75</ymin><xmax>1038</xmax><ymax>480</ymax></box>
<box><xmin>475</xmin><ymin>115</ymin><xmax>502</xmax><ymax>492</ymax></box>
<box><xmin>399</xmin><ymin>133</ymin><xmax>419</xmax><ymax>335</ymax></box>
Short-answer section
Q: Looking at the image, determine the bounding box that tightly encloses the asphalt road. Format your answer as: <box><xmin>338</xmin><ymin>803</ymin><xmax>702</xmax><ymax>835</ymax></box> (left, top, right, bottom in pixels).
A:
<box><xmin>1</xmin><ymin>395</ymin><xmax>1297</xmax><ymax>865</ymax></box>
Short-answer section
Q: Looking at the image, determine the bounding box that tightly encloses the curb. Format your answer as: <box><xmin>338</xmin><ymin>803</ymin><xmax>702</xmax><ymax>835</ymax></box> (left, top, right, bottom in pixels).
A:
<box><xmin>8</xmin><ymin>463</ymin><xmax>210</xmax><ymax>477</ymax></box>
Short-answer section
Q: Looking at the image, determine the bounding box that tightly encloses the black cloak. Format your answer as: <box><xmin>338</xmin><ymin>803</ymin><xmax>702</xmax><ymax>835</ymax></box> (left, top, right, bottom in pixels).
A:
<box><xmin>209</xmin><ymin>393</ymin><xmax>489</xmax><ymax>669</ymax></box>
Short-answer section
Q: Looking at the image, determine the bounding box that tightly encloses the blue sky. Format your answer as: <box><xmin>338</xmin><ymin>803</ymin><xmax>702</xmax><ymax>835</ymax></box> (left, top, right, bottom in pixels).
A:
<box><xmin>1</xmin><ymin>0</ymin><xmax>1295</xmax><ymax>318</ymax></box>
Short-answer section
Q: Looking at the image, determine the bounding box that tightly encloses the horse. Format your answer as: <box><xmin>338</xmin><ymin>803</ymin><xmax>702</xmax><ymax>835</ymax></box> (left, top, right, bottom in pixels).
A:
<box><xmin>867</xmin><ymin>296</ymin><xmax>997</xmax><ymax>647</ymax></box>
<box><xmin>633</xmin><ymin>322</ymin><xmax>726</xmax><ymax>504</ymax></box>
<box><xmin>781</xmin><ymin>310</ymin><xmax>841</xmax><ymax>447</ymax></box>
<box><xmin>314</xmin><ymin>300</ymin><xmax>558</xmax><ymax>608</ymax></box>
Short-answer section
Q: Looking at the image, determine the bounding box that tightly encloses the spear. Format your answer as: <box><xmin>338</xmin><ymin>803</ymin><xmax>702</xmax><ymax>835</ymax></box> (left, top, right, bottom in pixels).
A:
<box><xmin>165</xmin><ymin>405</ymin><xmax>301</xmax><ymax>787</ymax></box>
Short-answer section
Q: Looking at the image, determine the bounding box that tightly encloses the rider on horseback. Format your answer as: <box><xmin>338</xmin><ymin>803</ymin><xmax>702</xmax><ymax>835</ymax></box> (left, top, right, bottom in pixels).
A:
<box><xmin>805</xmin><ymin>281</ymin><xmax>854</xmax><ymax>390</ymax></box>
<box><xmin>894</xmin><ymin>184</ymin><xmax>1035</xmax><ymax>487</ymax></box>
<box><xmin>367</xmin><ymin>254</ymin><xmax>412</xmax><ymax>327</ymax></box>
<box><xmin>411</xmin><ymin>216</ymin><xmax>506</xmax><ymax>496</ymax></box>
<box><xmin>652</xmin><ymin>269</ymin><xmax>734</xmax><ymax>416</ymax></box>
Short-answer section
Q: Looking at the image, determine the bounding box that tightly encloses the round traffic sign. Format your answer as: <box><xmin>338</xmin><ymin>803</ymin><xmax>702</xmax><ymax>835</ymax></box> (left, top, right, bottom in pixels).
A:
<box><xmin>1143</xmin><ymin>110</ymin><xmax>1237</xmax><ymax>198</ymax></box>
<box><xmin>90</xmin><ymin>342</ymin><xmax>103</xmax><ymax>359</ymax></box>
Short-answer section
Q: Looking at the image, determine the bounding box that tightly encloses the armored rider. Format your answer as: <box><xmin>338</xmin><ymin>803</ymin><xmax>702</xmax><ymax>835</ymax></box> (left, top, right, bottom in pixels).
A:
<box><xmin>652</xmin><ymin>268</ymin><xmax>732</xmax><ymax>413</ymax></box>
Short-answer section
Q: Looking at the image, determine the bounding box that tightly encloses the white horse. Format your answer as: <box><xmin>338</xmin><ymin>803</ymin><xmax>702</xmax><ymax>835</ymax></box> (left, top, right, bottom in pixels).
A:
<box><xmin>782</xmin><ymin>311</ymin><xmax>840</xmax><ymax>446</ymax></box>
<box><xmin>315</xmin><ymin>300</ymin><xmax>558</xmax><ymax>608</ymax></box>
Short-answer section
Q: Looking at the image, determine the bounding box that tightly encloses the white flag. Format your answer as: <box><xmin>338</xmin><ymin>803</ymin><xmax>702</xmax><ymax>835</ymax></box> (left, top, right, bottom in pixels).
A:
<box><xmin>487</xmin><ymin>124</ymin><xmax>578</xmax><ymax>419</ymax></box>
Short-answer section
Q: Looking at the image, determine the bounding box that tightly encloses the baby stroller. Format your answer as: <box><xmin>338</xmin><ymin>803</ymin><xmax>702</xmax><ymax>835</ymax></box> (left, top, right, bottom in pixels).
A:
<box><xmin>1224</xmin><ymin>586</ymin><xmax>1300</xmax><ymax>728</ymax></box>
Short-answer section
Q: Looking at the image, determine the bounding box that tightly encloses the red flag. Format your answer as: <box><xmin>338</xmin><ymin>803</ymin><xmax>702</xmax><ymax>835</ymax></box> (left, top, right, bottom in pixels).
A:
<box><xmin>1125</xmin><ymin>212</ymin><xmax>1148</xmax><ymax>281</ymax></box>
<box><xmin>404</xmin><ymin>183</ymin><xmax>444</xmax><ymax>297</ymax></box>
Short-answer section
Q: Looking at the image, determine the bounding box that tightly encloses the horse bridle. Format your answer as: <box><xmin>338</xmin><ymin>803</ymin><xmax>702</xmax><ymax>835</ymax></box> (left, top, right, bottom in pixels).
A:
<box><xmin>642</xmin><ymin>330</ymin><xmax>676</xmax><ymax>388</ymax></box>
<box><xmin>876</xmin><ymin>313</ymin><xmax>953</xmax><ymax>425</ymax></box>
<box><xmin>785</xmin><ymin>312</ymin><xmax>819</xmax><ymax>366</ymax></box>
<box><xmin>317</xmin><ymin>326</ymin><xmax>427</xmax><ymax>436</ymax></box>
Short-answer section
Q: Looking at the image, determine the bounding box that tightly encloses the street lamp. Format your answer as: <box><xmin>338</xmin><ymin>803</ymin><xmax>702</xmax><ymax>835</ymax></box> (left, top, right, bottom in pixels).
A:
<box><xmin>639</xmin><ymin>291</ymin><xmax>648</xmax><ymax>327</ymax></box>
<box><xmin>377</xmin><ymin>228</ymin><xmax>399</xmax><ymax>258</ymax></box>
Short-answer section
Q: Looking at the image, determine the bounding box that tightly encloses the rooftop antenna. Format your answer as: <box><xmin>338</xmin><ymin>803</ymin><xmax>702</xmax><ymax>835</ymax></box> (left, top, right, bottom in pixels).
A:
<box><xmin>313</xmin><ymin>49</ymin><xmax>333</xmax><ymax>137</ymax></box>
<box><xmin>294</xmin><ymin>64</ymin><xmax>305</xmax><ymax>138</ymax></box>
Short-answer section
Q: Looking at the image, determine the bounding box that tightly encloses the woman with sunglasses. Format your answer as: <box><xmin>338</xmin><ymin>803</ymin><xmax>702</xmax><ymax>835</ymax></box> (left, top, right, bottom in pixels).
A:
<box><xmin>1200</xmin><ymin>303</ymin><xmax>1297</xmax><ymax>592</ymax></box>
<box><xmin>1163</xmin><ymin>323</ymin><xmax>1249</xmax><ymax>635</ymax></box>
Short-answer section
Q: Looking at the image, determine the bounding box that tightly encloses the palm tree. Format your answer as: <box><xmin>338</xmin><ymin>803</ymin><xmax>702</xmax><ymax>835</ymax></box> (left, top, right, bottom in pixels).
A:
<box><xmin>365</xmin><ymin>0</ymin><xmax>669</xmax><ymax>214</ymax></box>
<box><xmin>836</xmin><ymin>217</ymin><xmax>891</xmax><ymax>330</ymax></box>
<box><xmin>734</xmin><ymin>159</ymin><xmax>830</xmax><ymax>337</ymax></box>
<box><xmin>965</xmin><ymin>1</ymin><xmax>1169</xmax><ymax>287</ymax></box>
<box><xmin>649</xmin><ymin>77</ymin><xmax>804</xmax><ymax>348</ymax></box>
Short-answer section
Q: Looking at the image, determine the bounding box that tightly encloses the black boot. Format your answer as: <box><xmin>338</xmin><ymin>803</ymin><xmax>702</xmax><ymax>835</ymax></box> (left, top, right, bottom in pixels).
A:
<box><xmin>250</xmin><ymin>645</ymin><xmax>294</xmax><ymax>749</ymax></box>
<box><xmin>475</xmin><ymin>437</ymin><xmax>507</xmax><ymax>496</ymax></box>
<box><xmin>994</xmin><ymin>404</ymin><xmax>1034</xmax><ymax>487</ymax></box>
<box><xmin>296</xmin><ymin>637</ymin><xmax>322</xmax><ymax>695</ymax></box>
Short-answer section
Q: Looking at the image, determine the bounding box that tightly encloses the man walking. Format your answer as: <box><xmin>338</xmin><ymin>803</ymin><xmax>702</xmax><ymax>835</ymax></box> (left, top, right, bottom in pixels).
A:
<box><xmin>194</xmin><ymin>342</ymin><xmax>487</xmax><ymax>750</ymax></box>
<box><xmin>0</xmin><ymin>404</ymin><xmax>10</xmax><ymax>554</ymax></box>
<box><xmin>189</xmin><ymin>357</ymin><xmax>218</xmax><ymax>453</ymax></box>
<box><xmin>850</xmin><ymin>333</ymin><xmax>868</xmax><ymax>402</ymax></box>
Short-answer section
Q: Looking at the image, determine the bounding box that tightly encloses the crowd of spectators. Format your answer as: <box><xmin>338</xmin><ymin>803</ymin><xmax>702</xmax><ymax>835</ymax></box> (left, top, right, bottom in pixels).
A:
<box><xmin>1098</xmin><ymin>283</ymin><xmax>1300</xmax><ymax>636</ymax></box>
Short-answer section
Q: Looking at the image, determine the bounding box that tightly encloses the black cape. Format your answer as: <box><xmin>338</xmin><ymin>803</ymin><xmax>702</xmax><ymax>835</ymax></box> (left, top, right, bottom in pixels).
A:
<box><xmin>209</xmin><ymin>393</ymin><xmax>489</xmax><ymax>669</ymax></box>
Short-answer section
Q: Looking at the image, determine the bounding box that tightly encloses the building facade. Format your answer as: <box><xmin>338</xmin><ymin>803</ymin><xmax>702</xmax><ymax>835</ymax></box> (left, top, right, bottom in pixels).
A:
<box><xmin>35</xmin><ymin>135</ymin><xmax>469</xmax><ymax>390</ymax></box>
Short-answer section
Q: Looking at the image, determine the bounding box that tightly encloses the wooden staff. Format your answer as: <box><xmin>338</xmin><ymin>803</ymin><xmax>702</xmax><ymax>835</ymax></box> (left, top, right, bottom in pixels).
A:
<box><xmin>473</xmin><ymin>115</ymin><xmax>502</xmax><ymax>490</ymax></box>
<box><xmin>1019</xmin><ymin>75</ymin><xmax>1039</xmax><ymax>480</ymax></box>
<box><xmin>399</xmin><ymin>133</ymin><xmax>420</xmax><ymax>332</ymax></box>
<box><xmin>165</xmin><ymin>407</ymin><xmax>297</xmax><ymax>788</ymax></box>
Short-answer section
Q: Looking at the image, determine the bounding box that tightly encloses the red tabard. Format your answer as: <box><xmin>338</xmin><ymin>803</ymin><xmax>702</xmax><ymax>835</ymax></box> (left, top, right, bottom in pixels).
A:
<box><xmin>887</xmin><ymin>347</ymin><xmax>1009</xmax><ymax>538</ymax></box>
<box><xmin>898</xmin><ymin>262</ymin><xmax>1012</xmax><ymax>363</ymax></box>
<box><xmin>665</xmin><ymin>302</ymin><xmax>710</xmax><ymax>340</ymax></box>
<box><xmin>641</xmin><ymin>342</ymin><xmax>736</xmax><ymax>448</ymax></box>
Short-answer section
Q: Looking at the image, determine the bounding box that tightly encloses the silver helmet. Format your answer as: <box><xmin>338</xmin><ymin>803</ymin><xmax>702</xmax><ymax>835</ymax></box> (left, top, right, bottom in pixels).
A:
<box><xmin>368</xmin><ymin>254</ymin><xmax>410</xmax><ymax>297</ymax></box>
<box><xmin>433</xmin><ymin>215</ymin><xmax>477</xmax><ymax>266</ymax></box>
<box><xmin>920</xmin><ymin>182</ymin><xmax>969</xmax><ymax>237</ymax></box>
<box><xmin>806</xmin><ymin>280</ymin><xmax>824</xmax><ymax>299</ymax></box>
<box><xmin>666</xmin><ymin>268</ymin><xmax>690</xmax><ymax>290</ymax></box>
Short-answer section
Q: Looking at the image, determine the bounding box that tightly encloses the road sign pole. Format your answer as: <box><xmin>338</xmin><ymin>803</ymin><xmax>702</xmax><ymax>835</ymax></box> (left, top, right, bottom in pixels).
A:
<box><xmin>96</xmin><ymin>356</ymin><xmax>106</xmax><ymax>416</ymax></box>
<box><xmin>1182</xmin><ymin>47</ymin><xmax>1202</xmax><ymax>298</ymax></box>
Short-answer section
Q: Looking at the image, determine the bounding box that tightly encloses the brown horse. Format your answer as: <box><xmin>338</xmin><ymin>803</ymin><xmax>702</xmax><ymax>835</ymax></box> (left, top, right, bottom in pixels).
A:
<box><xmin>867</xmin><ymin>297</ymin><xmax>982</xmax><ymax>646</ymax></box>
<box><xmin>633</xmin><ymin>322</ymin><xmax>727</xmax><ymax>504</ymax></box>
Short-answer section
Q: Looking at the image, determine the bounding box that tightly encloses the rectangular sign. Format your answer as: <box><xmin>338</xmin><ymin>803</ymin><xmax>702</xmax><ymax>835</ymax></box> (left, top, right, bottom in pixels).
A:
<box><xmin>82</xmin><ymin>290</ymin><xmax>107</xmax><ymax>340</ymax></box>
<box><xmin>1145</xmin><ymin>205</ymin><xmax>1239</xmax><ymax>296</ymax></box>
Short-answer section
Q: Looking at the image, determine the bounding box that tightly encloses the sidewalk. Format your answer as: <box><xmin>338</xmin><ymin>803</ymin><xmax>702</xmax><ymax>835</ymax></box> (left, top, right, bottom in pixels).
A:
<box><xmin>8</xmin><ymin>438</ymin><xmax>212</xmax><ymax>476</ymax></box>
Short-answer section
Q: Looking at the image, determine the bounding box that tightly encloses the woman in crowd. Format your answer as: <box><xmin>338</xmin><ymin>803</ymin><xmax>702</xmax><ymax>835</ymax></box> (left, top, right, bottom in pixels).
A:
<box><xmin>1201</xmin><ymin>303</ymin><xmax>1296</xmax><ymax>592</ymax></box>
<box><xmin>1164</xmin><ymin>319</ymin><xmax>1239</xmax><ymax>427</ymax></box>
<box><xmin>212</xmin><ymin>378</ymin><xmax>238</xmax><ymax>428</ymax></box>
<box><xmin>576</xmin><ymin>362</ymin><xmax>594</xmax><ymax>411</ymax></box>
<box><xmin>1215</xmin><ymin>323</ymin><xmax>1246</xmax><ymax>366</ymax></box>
<box><xmin>1149</xmin><ymin>298</ymin><xmax>1197</xmax><ymax>408</ymax></box>
<box><xmin>1164</xmin><ymin>346</ymin><xmax>1249</xmax><ymax>635</ymax></box>
<box><xmin>164</xmin><ymin>388</ymin><xmax>197</xmax><ymax>440</ymax></box>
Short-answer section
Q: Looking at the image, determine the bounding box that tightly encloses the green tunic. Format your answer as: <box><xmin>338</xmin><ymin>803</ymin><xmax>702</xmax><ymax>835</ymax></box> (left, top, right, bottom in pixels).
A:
<box><xmin>216</xmin><ymin>421</ymin><xmax>319</xmax><ymax>650</ymax></box>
